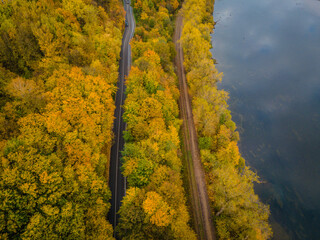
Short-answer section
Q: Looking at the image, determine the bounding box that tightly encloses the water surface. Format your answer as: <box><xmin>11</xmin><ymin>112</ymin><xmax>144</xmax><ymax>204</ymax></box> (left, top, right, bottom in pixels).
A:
<box><xmin>211</xmin><ymin>0</ymin><xmax>320</xmax><ymax>239</ymax></box>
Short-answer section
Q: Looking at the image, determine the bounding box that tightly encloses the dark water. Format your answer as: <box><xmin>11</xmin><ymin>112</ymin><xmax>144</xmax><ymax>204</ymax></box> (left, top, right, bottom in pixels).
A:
<box><xmin>211</xmin><ymin>0</ymin><xmax>320</xmax><ymax>239</ymax></box>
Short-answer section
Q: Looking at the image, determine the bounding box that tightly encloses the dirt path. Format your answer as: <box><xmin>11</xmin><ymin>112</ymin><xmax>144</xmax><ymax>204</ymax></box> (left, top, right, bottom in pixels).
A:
<box><xmin>174</xmin><ymin>13</ymin><xmax>216</xmax><ymax>240</ymax></box>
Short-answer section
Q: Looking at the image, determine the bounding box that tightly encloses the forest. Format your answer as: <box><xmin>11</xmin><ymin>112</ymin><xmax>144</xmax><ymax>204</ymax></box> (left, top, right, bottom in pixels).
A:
<box><xmin>0</xmin><ymin>0</ymin><xmax>123</xmax><ymax>238</ymax></box>
<box><xmin>116</xmin><ymin>0</ymin><xmax>197</xmax><ymax>238</ymax></box>
<box><xmin>0</xmin><ymin>0</ymin><xmax>272</xmax><ymax>239</ymax></box>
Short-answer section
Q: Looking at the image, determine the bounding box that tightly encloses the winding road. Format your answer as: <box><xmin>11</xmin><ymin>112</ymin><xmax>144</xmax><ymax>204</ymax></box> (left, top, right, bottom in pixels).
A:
<box><xmin>108</xmin><ymin>0</ymin><xmax>135</xmax><ymax>237</ymax></box>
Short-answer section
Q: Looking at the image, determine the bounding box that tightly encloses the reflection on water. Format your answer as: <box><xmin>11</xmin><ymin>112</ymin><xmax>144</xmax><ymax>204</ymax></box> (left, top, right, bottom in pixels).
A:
<box><xmin>211</xmin><ymin>0</ymin><xmax>320</xmax><ymax>239</ymax></box>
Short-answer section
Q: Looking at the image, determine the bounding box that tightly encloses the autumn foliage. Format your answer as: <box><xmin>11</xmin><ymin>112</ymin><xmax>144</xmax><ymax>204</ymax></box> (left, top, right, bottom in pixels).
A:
<box><xmin>0</xmin><ymin>0</ymin><xmax>123</xmax><ymax>238</ymax></box>
<box><xmin>181</xmin><ymin>0</ymin><xmax>273</xmax><ymax>239</ymax></box>
<box><xmin>0</xmin><ymin>0</ymin><xmax>273</xmax><ymax>238</ymax></box>
<box><xmin>116</xmin><ymin>0</ymin><xmax>196</xmax><ymax>239</ymax></box>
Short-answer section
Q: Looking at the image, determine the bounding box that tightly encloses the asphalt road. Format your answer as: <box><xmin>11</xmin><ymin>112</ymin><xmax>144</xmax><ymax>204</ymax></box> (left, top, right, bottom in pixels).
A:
<box><xmin>108</xmin><ymin>0</ymin><xmax>135</xmax><ymax>237</ymax></box>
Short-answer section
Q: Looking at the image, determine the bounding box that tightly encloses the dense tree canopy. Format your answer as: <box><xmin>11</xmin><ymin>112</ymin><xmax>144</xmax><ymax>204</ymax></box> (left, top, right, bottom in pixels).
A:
<box><xmin>0</xmin><ymin>0</ymin><xmax>273</xmax><ymax>238</ymax></box>
<box><xmin>0</xmin><ymin>0</ymin><xmax>123</xmax><ymax>238</ymax></box>
<box><xmin>117</xmin><ymin>0</ymin><xmax>196</xmax><ymax>239</ymax></box>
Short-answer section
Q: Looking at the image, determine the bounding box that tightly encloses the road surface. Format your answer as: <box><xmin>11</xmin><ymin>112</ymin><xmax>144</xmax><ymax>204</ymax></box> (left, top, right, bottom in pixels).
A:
<box><xmin>108</xmin><ymin>0</ymin><xmax>135</xmax><ymax>237</ymax></box>
<box><xmin>174</xmin><ymin>13</ymin><xmax>216</xmax><ymax>240</ymax></box>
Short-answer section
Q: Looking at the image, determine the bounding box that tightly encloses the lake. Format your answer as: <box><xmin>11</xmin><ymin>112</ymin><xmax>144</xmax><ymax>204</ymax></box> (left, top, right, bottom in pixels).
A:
<box><xmin>211</xmin><ymin>0</ymin><xmax>320</xmax><ymax>239</ymax></box>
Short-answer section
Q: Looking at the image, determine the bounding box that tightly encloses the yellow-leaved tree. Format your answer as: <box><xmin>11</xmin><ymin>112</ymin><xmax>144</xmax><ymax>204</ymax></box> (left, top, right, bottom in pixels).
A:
<box><xmin>181</xmin><ymin>0</ymin><xmax>273</xmax><ymax>239</ymax></box>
